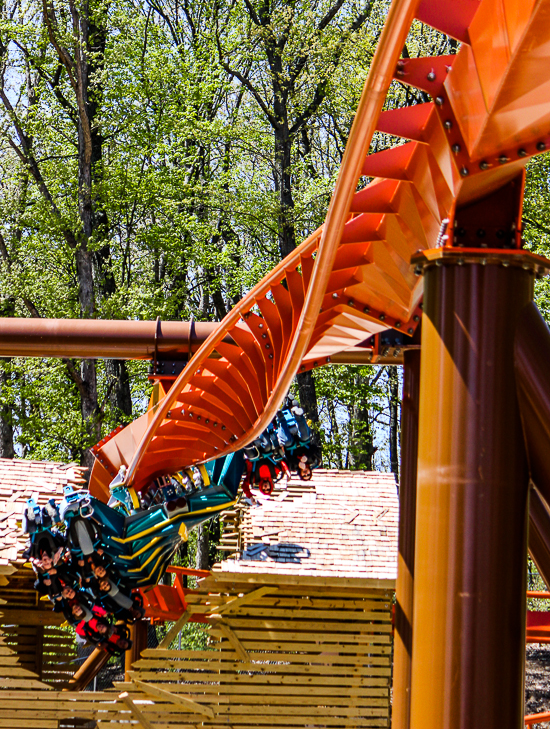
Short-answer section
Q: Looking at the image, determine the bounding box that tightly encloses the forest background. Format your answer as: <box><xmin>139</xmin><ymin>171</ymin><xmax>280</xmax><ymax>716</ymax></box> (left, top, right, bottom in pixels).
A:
<box><xmin>1</xmin><ymin>0</ymin><xmax>550</xmax><ymax>568</ymax></box>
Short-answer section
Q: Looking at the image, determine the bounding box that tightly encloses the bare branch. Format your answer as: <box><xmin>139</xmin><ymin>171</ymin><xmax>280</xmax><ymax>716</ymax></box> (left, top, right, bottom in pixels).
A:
<box><xmin>41</xmin><ymin>0</ymin><xmax>78</xmax><ymax>88</ymax></box>
<box><xmin>62</xmin><ymin>357</ymin><xmax>88</xmax><ymax>400</ymax></box>
<box><xmin>318</xmin><ymin>0</ymin><xmax>346</xmax><ymax>31</ymax></box>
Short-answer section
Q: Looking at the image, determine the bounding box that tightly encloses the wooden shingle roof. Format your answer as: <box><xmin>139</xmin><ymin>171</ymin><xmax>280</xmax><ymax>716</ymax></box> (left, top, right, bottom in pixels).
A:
<box><xmin>0</xmin><ymin>458</ymin><xmax>86</xmax><ymax>566</ymax></box>
<box><xmin>217</xmin><ymin>469</ymin><xmax>398</xmax><ymax>581</ymax></box>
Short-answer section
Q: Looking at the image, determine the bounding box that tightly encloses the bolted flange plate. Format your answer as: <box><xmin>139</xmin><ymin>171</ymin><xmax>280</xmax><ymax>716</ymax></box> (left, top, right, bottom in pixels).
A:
<box><xmin>411</xmin><ymin>247</ymin><xmax>550</xmax><ymax>278</ymax></box>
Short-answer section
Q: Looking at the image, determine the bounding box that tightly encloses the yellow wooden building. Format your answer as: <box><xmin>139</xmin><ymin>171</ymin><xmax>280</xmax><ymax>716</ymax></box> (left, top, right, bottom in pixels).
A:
<box><xmin>0</xmin><ymin>461</ymin><xmax>398</xmax><ymax>728</ymax></box>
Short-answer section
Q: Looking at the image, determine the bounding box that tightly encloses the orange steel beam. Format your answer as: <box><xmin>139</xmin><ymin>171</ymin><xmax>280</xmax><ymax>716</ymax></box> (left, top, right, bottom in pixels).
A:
<box><xmin>89</xmin><ymin>0</ymin><xmax>424</xmax><ymax>494</ymax></box>
<box><xmin>525</xmin><ymin>712</ymin><xmax>550</xmax><ymax>727</ymax></box>
<box><xmin>0</xmin><ymin>317</ymin><xmax>410</xmax><ymax>365</ymax></box>
<box><xmin>0</xmin><ymin>318</ymin><xmax>222</xmax><ymax>359</ymax></box>
<box><xmin>392</xmin><ymin>349</ymin><xmax>420</xmax><ymax>729</ymax></box>
<box><xmin>165</xmin><ymin>565</ymin><xmax>210</xmax><ymax>578</ymax></box>
<box><xmin>114</xmin><ymin>0</ymin><xmax>421</xmax><ymax>492</ymax></box>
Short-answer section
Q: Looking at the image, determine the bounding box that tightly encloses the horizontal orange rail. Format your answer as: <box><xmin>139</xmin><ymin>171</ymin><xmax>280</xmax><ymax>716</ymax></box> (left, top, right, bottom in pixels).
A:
<box><xmin>527</xmin><ymin>591</ymin><xmax>550</xmax><ymax>599</ymax></box>
<box><xmin>166</xmin><ymin>565</ymin><xmax>210</xmax><ymax>578</ymax></box>
<box><xmin>525</xmin><ymin>712</ymin><xmax>550</xmax><ymax>726</ymax></box>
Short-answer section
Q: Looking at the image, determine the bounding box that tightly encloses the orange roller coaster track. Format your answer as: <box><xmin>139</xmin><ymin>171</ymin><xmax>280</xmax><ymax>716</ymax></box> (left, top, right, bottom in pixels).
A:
<box><xmin>90</xmin><ymin>0</ymin><xmax>550</xmax><ymax>499</ymax></box>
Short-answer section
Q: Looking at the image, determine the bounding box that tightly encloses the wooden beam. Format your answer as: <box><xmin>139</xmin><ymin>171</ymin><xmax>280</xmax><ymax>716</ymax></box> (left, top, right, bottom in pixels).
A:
<box><xmin>132</xmin><ymin>678</ymin><xmax>215</xmax><ymax>719</ymax></box>
<box><xmin>212</xmin><ymin>586</ymin><xmax>276</xmax><ymax>615</ymax></box>
<box><xmin>118</xmin><ymin>691</ymin><xmax>157</xmax><ymax>729</ymax></box>
<box><xmin>0</xmin><ymin>610</ymin><xmax>66</xmax><ymax>627</ymax></box>
<box><xmin>211</xmin><ymin>619</ymin><xmax>250</xmax><ymax>662</ymax></box>
<box><xmin>157</xmin><ymin>608</ymin><xmax>192</xmax><ymax>649</ymax></box>
<box><xmin>210</xmin><ymin>571</ymin><xmax>396</xmax><ymax>590</ymax></box>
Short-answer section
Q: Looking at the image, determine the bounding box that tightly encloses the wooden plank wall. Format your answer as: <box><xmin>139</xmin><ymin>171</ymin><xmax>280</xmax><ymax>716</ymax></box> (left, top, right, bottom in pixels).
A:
<box><xmin>0</xmin><ymin>631</ymin><xmax>109</xmax><ymax>729</ymax></box>
<box><xmin>0</xmin><ymin>562</ymin><xmax>80</xmax><ymax>687</ymax></box>
<box><xmin>102</xmin><ymin>571</ymin><xmax>393</xmax><ymax>728</ymax></box>
<box><xmin>1</xmin><ymin>624</ymin><xmax>79</xmax><ymax>687</ymax></box>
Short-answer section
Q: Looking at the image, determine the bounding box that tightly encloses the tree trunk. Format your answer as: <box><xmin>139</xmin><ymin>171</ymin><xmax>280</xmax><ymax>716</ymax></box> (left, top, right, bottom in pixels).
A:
<box><xmin>105</xmin><ymin>360</ymin><xmax>133</xmax><ymax>418</ymax></box>
<box><xmin>274</xmin><ymin>129</ymin><xmax>296</xmax><ymax>260</ymax></box>
<box><xmin>0</xmin><ymin>359</ymin><xmax>14</xmax><ymax>459</ymax></box>
<box><xmin>80</xmin><ymin>359</ymin><xmax>99</xmax><ymax>471</ymax></box>
<box><xmin>297</xmin><ymin>370</ymin><xmax>320</xmax><ymax>445</ymax></box>
<box><xmin>389</xmin><ymin>368</ymin><xmax>400</xmax><ymax>480</ymax></box>
<box><xmin>196</xmin><ymin>524</ymin><xmax>210</xmax><ymax>570</ymax></box>
<box><xmin>348</xmin><ymin>374</ymin><xmax>376</xmax><ymax>470</ymax></box>
<box><xmin>348</xmin><ymin>410</ymin><xmax>375</xmax><ymax>470</ymax></box>
<box><xmin>327</xmin><ymin>399</ymin><xmax>343</xmax><ymax>469</ymax></box>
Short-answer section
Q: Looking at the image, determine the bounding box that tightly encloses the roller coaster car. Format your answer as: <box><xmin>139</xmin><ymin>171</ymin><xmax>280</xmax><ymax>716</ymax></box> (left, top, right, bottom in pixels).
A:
<box><xmin>241</xmin><ymin>401</ymin><xmax>320</xmax><ymax>496</ymax></box>
<box><xmin>23</xmin><ymin>451</ymin><xmax>243</xmax><ymax>594</ymax></box>
<box><xmin>76</xmin><ymin>450</ymin><xmax>244</xmax><ymax>588</ymax></box>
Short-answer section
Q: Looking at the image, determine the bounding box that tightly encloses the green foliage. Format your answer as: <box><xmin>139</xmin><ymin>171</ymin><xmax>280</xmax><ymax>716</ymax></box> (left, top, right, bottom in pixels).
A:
<box><xmin>523</xmin><ymin>153</ymin><xmax>550</xmax><ymax>321</ymax></box>
<box><xmin>527</xmin><ymin>558</ymin><xmax>550</xmax><ymax>612</ymax></box>
<box><xmin>155</xmin><ymin>620</ymin><xmax>211</xmax><ymax>651</ymax></box>
<box><xmin>0</xmin><ymin>0</ymin><xmax>395</xmax><ymax>462</ymax></box>
<box><xmin>0</xmin><ymin>0</ymin><xmax>467</xmax><ymax>471</ymax></box>
<box><xmin>308</xmin><ymin>364</ymin><xmax>399</xmax><ymax>471</ymax></box>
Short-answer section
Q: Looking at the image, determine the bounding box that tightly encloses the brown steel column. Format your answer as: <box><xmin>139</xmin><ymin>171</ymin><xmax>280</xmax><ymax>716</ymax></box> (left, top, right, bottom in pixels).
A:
<box><xmin>513</xmin><ymin>302</ymin><xmax>550</xmax><ymax>588</ymax></box>
<box><xmin>125</xmin><ymin>620</ymin><xmax>148</xmax><ymax>681</ymax></box>
<box><xmin>0</xmin><ymin>318</ymin><xmax>224</xmax><ymax>359</ymax></box>
<box><xmin>409</xmin><ymin>262</ymin><xmax>532</xmax><ymax>729</ymax></box>
<box><xmin>392</xmin><ymin>349</ymin><xmax>420</xmax><ymax>729</ymax></box>
<box><xmin>515</xmin><ymin>301</ymin><xmax>550</xmax><ymax>507</ymax></box>
<box><xmin>65</xmin><ymin>647</ymin><xmax>109</xmax><ymax>690</ymax></box>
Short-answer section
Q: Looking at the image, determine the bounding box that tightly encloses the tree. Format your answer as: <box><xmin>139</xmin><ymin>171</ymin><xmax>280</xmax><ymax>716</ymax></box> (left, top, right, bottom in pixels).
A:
<box><xmin>0</xmin><ymin>0</ymin><xmax>134</xmax><ymax>466</ymax></box>
<box><xmin>0</xmin><ymin>0</ymin><xmax>460</xmax><ymax>478</ymax></box>
<box><xmin>313</xmin><ymin>364</ymin><xmax>395</xmax><ymax>470</ymax></box>
<box><xmin>212</xmin><ymin>0</ymin><xmax>379</xmax><ymax>421</ymax></box>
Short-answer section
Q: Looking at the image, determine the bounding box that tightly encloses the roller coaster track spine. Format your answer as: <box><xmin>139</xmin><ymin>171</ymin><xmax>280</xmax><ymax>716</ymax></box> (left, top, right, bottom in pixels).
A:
<box><xmin>91</xmin><ymin>0</ymin><xmax>550</xmax><ymax>499</ymax></box>
<box><xmin>90</xmin><ymin>0</ymin><xmax>420</xmax><ymax>497</ymax></box>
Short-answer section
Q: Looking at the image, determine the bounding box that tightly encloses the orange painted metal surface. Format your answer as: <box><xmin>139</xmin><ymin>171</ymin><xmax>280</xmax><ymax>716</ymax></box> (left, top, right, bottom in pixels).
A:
<box><xmin>88</xmin><ymin>0</ymin><xmax>550</xmax><ymax>496</ymax></box>
<box><xmin>141</xmin><ymin>566</ymin><xmax>210</xmax><ymax>622</ymax></box>
<box><xmin>392</xmin><ymin>350</ymin><xmax>420</xmax><ymax>729</ymax></box>
<box><xmin>526</xmin><ymin>610</ymin><xmax>550</xmax><ymax>643</ymax></box>
<box><xmin>525</xmin><ymin>713</ymin><xmax>550</xmax><ymax>727</ymax></box>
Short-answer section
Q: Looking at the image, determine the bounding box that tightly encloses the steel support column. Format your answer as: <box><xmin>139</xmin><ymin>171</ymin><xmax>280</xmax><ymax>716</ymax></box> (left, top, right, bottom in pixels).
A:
<box><xmin>409</xmin><ymin>262</ymin><xmax>532</xmax><ymax>729</ymax></box>
<box><xmin>513</xmin><ymin>302</ymin><xmax>550</xmax><ymax>588</ymax></box>
<box><xmin>515</xmin><ymin>302</ymin><xmax>550</xmax><ymax>505</ymax></box>
<box><xmin>125</xmin><ymin>619</ymin><xmax>149</xmax><ymax>681</ymax></box>
<box><xmin>392</xmin><ymin>349</ymin><xmax>420</xmax><ymax>729</ymax></box>
<box><xmin>65</xmin><ymin>647</ymin><xmax>109</xmax><ymax>691</ymax></box>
